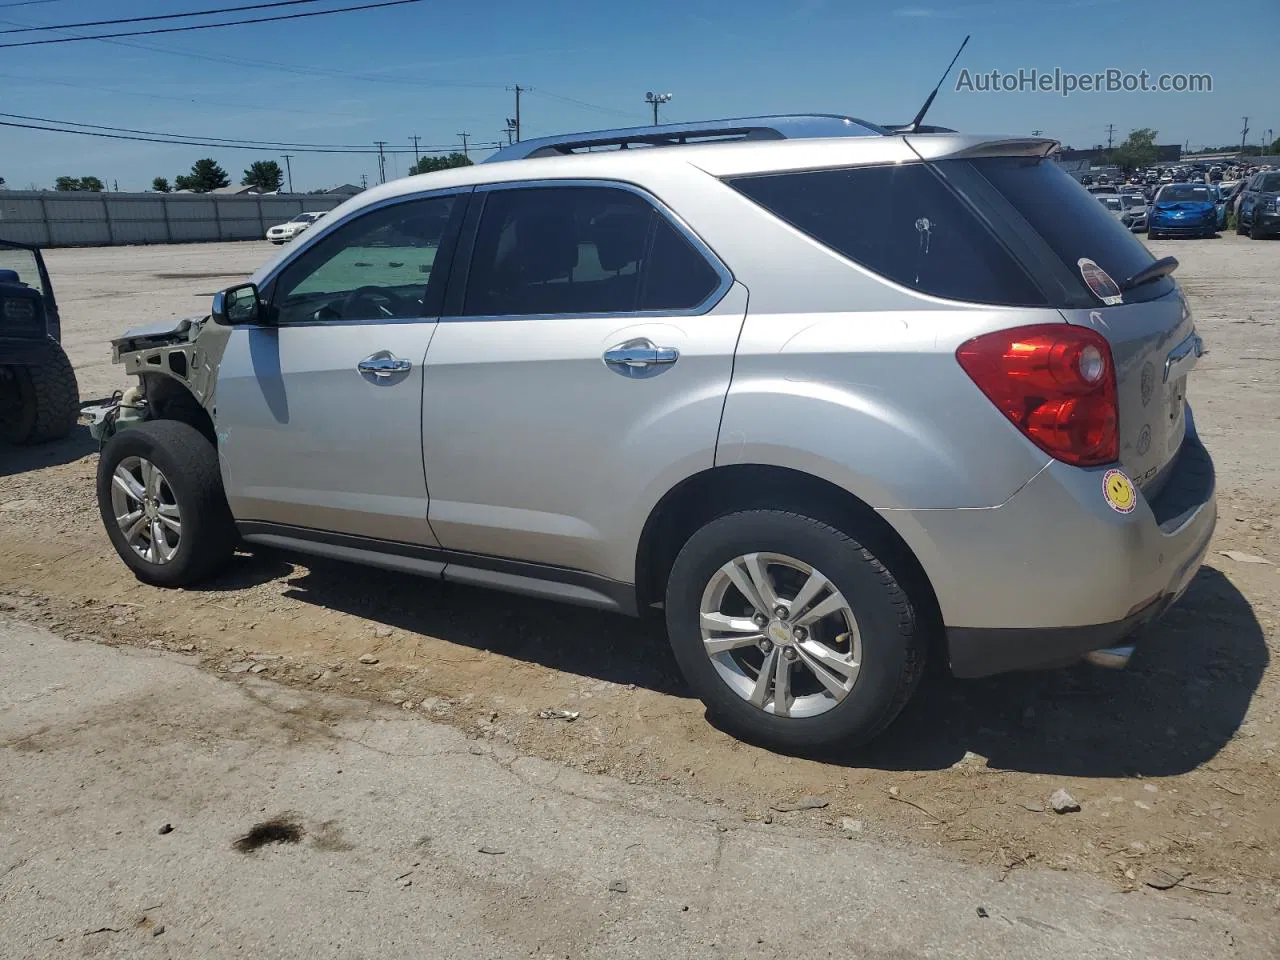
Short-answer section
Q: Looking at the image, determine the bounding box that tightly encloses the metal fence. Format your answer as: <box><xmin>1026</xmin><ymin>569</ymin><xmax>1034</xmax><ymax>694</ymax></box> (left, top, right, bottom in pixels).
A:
<box><xmin>0</xmin><ymin>190</ymin><xmax>349</xmax><ymax>247</ymax></box>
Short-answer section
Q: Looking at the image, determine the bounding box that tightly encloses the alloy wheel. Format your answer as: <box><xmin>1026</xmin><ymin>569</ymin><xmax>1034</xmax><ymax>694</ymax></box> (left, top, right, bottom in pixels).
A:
<box><xmin>109</xmin><ymin>456</ymin><xmax>182</xmax><ymax>564</ymax></box>
<box><xmin>698</xmin><ymin>552</ymin><xmax>862</xmax><ymax>718</ymax></box>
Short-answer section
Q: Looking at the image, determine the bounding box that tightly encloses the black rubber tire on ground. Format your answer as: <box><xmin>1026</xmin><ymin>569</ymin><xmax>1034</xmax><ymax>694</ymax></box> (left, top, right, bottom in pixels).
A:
<box><xmin>0</xmin><ymin>341</ymin><xmax>79</xmax><ymax>444</ymax></box>
<box><xmin>1250</xmin><ymin>218</ymin><xmax>1265</xmax><ymax>240</ymax></box>
<box><xmin>1236</xmin><ymin>217</ymin><xmax>1247</xmax><ymax>235</ymax></box>
<box><xmin>664</xmin><ymin>509</ymin><xmax>925</xmax><ymax>753</ymax></box>
<box><xmin>96</xmin><ymin>419</ymin><xmax>237</xmax><ymax>587</ymax></box>
<box><xmin>1148</xmin><ymin>231</ymin><xmax>1161</xmax><ymax>240</ymax></box>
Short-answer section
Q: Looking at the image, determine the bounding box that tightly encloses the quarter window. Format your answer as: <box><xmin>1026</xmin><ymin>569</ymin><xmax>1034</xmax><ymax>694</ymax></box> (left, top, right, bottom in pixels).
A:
<box><xmin>271</xmin><ymin>194</ymin><xmax>460</xmax><ymax>324</ymax></box>
<box><xmin>462</xmin><ymin>186</ymin><xmax>720</xmax><ymax>317</ymax></box>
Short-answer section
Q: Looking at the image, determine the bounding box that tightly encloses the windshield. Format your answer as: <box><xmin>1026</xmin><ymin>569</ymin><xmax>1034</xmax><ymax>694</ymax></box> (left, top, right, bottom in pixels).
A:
<box><xmin>1259</xmin><ymin>173</ymin><xmax>1280</xmax><ymax>191</ymax></box>
<box><xmin>1157</xmin><ymin>185</ymin><xmax>1212</xmax><ymax>203</ymax></box>
<box><xmin>1122</xmin><ymin>195</ymin><xmax>1146</xmax><ymax>208</ymax></box>
<box><xmin>1099</xmin><ymin>197</ymin><xmax>1123</xmax><ymax>211</ymax></box>
<box><xmin>0</xmin><ymin>245</ymin><xmax>47</xmax><ymax>299</ymax></box>
<box><xmin>289</xmin><ymin>214</ymin><xmax>313</xmax><ymax>223</ymax></box>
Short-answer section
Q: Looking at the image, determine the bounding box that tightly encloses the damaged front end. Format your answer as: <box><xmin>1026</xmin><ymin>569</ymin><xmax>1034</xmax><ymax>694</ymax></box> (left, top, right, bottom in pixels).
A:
<box><xmin>85</xmin><ymin>314</ymin><xmax>229</xmax><ymax>443</ymax></box>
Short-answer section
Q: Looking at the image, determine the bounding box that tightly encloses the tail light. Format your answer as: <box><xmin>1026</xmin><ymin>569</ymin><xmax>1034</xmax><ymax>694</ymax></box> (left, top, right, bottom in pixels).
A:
<box><xmin>956</xmin><ymin>324</ymin><xmax>1118</xmax><ymax>467</ymax></box>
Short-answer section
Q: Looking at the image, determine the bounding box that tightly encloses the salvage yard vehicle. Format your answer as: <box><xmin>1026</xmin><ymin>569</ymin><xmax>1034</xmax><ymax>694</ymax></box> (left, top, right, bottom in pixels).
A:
<box><xmin>265</xmin><ymin>211</ymin><xmax>327</xmax><ymax>244</ymax></box>
<box><xmin>0</xmin><ymin>239</ymin><xmax>79</xmax><ymax>445</ymax></box>
<box><xmin>1237</xmin><ymin>171</ymin><xmax>1280</xmax><ymax>239</ymax></box>
<box><xmin>1148</xmin><ymin>183</ymin><xmax>1220</xmax><ymax>239</ymax></box>
<box><xmin>91</xmin><ymin>115</ymin><xmax>1216</xmax><ymax>752</ymax></box>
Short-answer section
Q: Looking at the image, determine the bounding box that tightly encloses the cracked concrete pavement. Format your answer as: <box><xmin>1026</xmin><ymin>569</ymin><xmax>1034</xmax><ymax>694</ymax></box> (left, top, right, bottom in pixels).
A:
<box><xmin>2</xmin><ymin>618</ymin><xmax>1274</xmax><ymax>959</ymax></box>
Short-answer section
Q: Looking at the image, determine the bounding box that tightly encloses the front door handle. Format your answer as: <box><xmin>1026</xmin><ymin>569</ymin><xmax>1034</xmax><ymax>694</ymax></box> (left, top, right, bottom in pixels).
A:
<box><xmin>357</xmin><ymin>352</ymin><xmax>412</xmax><ymax>378</ymax></box>
<box><xmin>603</xmin><ymin>338</ymin><xmax>679</xmax><ymax>379</ymax></box>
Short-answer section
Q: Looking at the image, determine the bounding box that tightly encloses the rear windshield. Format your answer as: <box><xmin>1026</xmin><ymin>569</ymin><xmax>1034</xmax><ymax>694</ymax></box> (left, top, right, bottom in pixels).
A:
<box><xmin>954</xmin><ymin>156</ymin><xmax>1172</xmax><ymax>303</ymax></box>
<box><xmin>1099</xmin><ymin>196</ymin><xmax>1123</xmax><ymax>211</ymax></box>
<box><xmin>1157</xmin><ymin>185</ymin><xmax>1213</xmax><ymax>202</ymax></box>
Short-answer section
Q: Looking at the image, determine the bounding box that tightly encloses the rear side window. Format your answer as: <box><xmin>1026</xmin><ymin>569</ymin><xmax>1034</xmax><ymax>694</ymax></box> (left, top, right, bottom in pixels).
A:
<box><xmin>958</xmin><ymin>156</ymin><xmax>1171</xmax><ymax>302</ymax></box>
<box><xmin>728</xmin><ymin>164</ymin><xmax>1048</xmax><ymax>306</ymax></box>
<box><xmin>463</xmin><ymin>186</ymin><xmax>721</xmax><ymax>317</ymax></box>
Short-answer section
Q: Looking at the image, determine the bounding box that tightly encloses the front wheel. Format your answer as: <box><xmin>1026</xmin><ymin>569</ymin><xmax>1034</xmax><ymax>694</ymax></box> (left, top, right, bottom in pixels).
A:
<box><xmin>1250</xmin><ymin>218</ymin><xmax>1266</xmax><ymax>240</ymax></box>
<box><xmin>664</xmin><ymin>509</ymin><xmax>925</xmax><ymax>752</ymax></box>
<box><xmin>96</xmin><ymin>420</ymin><xmax>236</xmax><ymax>587</ymax></box>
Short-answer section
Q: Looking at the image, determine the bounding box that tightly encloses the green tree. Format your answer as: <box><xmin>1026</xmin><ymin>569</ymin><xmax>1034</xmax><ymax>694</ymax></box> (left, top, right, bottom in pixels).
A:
<box><xmin>0</xmin><ymin>175</ymin><xmax>6</xmax><ymax>188</ymax></box>
<box><xmin>152</xmin><ymin>177</ymin><xmax>172</xmax><ymax>193</ymax></box>
<box><xmin>1110</xmin><ymin>128</ymin><xmax>1159</xmax><ymax>172</ymax></box>
<box><xmin>54</xmin><ymin>175</ymin><xmax>104</xmax><ymax>191</ymax></box>
<box><xmin>408</xmin><ymin>152</ymin><xmax>472</xmax><ymax>175</ymax></box>
<box><xmin>1271</xmin><ymin>136</ymin><xmax>1280</xmax><ymax>155</ymax></box>
<box><xmin>241</xmin><ymin>160</ymin><xmax>283</xmax><ymax>193</ymax></box>
<box><xmin>174</xmin><ymin>158</ymin><xmax>230</xmax><ymax>193</ymax></box>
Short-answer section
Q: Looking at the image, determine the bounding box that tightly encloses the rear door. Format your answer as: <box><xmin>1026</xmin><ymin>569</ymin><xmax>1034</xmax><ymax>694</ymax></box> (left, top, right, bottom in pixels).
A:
<box><xmin>420</xmin><ymin>181</ymin><xmax>743</xmax><ymax>582</ymax></box>
<box><xmin>937</xmin><ymin>155</ymin><xmax>1197</xmax><ymax>492</ymax></box>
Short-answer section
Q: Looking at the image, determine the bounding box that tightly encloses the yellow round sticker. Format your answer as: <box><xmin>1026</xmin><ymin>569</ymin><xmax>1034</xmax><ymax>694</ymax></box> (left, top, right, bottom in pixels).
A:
<box><xmin>1102</xmin><ymin>468</ymin><xmax>1136</xmax><ymax>514</ymax></box>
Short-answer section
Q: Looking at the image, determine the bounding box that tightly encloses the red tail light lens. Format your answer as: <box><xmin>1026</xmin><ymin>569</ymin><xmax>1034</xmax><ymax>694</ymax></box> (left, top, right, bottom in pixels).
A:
<box><xmin>956</xmin><ymin>324</ymin><xmax>1118</xmax><ymax>467</ymax></box>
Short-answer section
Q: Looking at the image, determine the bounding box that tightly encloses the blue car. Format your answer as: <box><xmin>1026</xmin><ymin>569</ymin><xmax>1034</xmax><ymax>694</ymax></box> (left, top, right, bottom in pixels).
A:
<box><xmin>1147</xmin><ymin>183</ymin><xmax>1219</xmax><ymax>239</ymax></box>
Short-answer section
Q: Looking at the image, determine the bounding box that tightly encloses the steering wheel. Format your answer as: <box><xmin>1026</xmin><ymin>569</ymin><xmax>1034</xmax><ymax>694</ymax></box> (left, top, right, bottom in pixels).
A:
<box><xmin>339</xmin><ymin>285</ymin><xmax>411</xmax><ymax>320</ymax></box>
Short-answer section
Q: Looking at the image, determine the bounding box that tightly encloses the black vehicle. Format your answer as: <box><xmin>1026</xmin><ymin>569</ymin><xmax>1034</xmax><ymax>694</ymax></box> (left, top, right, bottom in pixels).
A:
<box><xmin>1237</xmin><ymin>171</ymin><xmax>1280</xmax><ymax>239</ymax></box>
<box><xmin>0</xmin><ymin>239</ymin><xmax>80</xmax><ymax>444</ymax></box>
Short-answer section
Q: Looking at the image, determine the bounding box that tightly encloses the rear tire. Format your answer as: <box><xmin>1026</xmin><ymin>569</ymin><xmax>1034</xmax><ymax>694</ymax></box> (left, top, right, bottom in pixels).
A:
<box><xmin>664</xmin><ymin>509</ymin><xmax>925</xmax><ymax>752</ymax></box>
<box><xmin>96</xmin><ymin>420</ymin><xmax>236</xmax><ymax>587</ymax></box>
<box><xmin>0</xmin><ymin>342</ymin><xmax>79</xmax><ymax>444</ymax></box>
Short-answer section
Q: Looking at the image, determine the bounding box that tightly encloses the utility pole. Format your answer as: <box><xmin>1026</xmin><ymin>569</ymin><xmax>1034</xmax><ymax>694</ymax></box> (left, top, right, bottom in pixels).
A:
<box><xmin>281</xmin><ymin>154</ymin><xmax>294</xmax><ymax>193</ymax></box>
<box><xmin>1240</xmin><ymin>117</ymin><xmax>1249</xmax><ymax>158</ymax></box>
<box><xmin>409</xmin><ymin>135</ymin><xmax>420</xmax><ymax>164</ymax></box>
<box><xmin>1031</xmin><ymin>129</ymin><xmax>1042</xmax><ymax>136</ymax></box>
<box><xmin>504</xmin><ymin>118</ymin><xmax>517</xmax><ymax>145</ymax></box>
<box><xmin>645</xmin><ymin>91</ymin><xmax>672</xmax><ymax>126</ymax></box>
<box><xmin>506</xmin><ymin>84</ymin><xmax>526</xmax><ymax>142</ymax></box>
<box><xmin>1105</xmin><ymin>123</ymin><xmax>1115</xmax><ymax>150</ymax></box>
<box><xmin>374</xmin><ymin>141</ymin><xmax>387</xmax><ymax>184</ymax></box>
<box><xmin>457</xmin><ymin>132</ymin><xmax>470</xmax><ymax>158</ymax></box>
<box><xmin>360</xmin><ymin>173</ymin><xmax>368</xmax><ymax>190</ymax></box>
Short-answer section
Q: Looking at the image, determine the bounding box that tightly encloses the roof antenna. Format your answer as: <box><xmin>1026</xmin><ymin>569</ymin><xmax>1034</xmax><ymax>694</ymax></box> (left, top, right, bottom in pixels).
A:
<box><xmin>903</xmin><ymin>34</ymin><xmax>970</xmax><ymax>134</ymax></box>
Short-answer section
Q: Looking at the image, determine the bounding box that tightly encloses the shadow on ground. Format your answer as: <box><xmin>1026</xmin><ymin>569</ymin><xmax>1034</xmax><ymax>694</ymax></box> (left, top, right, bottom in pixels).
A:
<box><xmin>0</xmin><ymin>425</ymin><xmax>97</xmax><ymax>478</ymax></box>
<box><xmin>246</xmin><ymin>549</ymin><xmax>1265</xmax><ymax>778</ymax></box>
<box><xmin>270</xmin><ymin>554</ymin><xmax>688</xmax><ymax>696</ymax></box>
<box><xmin>836</xmin><ymin>565</ymin><xmax>1267</xmax><ymax>777</ymax></box>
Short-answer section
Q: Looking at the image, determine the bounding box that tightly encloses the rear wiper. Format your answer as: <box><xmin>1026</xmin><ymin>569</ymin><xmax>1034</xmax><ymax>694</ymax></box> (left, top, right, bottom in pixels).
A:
<box><xmin>1119</xmin><ymin>255</ymin><xmax>1179</xmax><ymax>292</ymax></box>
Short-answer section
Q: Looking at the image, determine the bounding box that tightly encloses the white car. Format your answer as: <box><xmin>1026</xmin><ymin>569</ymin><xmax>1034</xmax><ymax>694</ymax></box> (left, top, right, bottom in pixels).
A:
<box><xmin>266</xmin><ymin>212</ymin><xmax>327</xmax><ymax>244</ymax></box>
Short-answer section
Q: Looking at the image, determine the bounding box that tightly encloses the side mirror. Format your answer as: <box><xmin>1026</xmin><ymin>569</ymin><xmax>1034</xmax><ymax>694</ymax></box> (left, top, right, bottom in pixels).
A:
<box><xmin>212</xmin><ymin>282</ymin><xmax>261</xmax><ymax>325</ymax></box>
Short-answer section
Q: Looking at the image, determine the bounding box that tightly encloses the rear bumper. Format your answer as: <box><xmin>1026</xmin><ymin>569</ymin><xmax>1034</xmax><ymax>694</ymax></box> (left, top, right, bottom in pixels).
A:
<box><xmin>883</xmin><ymin>413</ymin><xmax>1216</xmax><ymax>678</ymax></box>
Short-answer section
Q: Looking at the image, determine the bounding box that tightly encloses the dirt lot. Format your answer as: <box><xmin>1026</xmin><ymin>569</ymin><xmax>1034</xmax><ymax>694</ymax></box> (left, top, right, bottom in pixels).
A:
<box><xmin>3</xmin><ymin>236</ymin><xmax>1278</xmax><ymax>921</ymax></box>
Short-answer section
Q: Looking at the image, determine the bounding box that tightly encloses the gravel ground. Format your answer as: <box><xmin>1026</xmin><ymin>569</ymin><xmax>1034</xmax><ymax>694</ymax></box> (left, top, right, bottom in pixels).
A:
<box><xmin>2</xmin><ymin>234</ymin><xmax>1278</xmax><ymax>929</ymax></box>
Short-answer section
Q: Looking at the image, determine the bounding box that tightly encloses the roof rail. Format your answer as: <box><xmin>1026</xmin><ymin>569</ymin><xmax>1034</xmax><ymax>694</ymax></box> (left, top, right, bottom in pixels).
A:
<box><xmin>483</xmin><ymin>114</ymin><xmax>889</xmax><ymax>163</ymax></box>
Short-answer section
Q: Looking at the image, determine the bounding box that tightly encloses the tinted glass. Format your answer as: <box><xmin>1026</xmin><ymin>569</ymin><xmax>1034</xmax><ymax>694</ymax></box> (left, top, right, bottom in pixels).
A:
<box><xmin>730</xmin><ymin>164</ymin><xmax>1047</xmax><ymax>306</ymax></box>
<box><xmin>0</xmin><ymin>245</ymin><xmax>45</xmax><ymax>300</ymax></box>
<box><xmin>1157</xmin><ymin>185</ymin><xmax>1213</xmax><ymax>202</ymax></box>
<box><xmin>463</xmin><ymin>186</ymin><xmax>719</xmax><ymax>316</ymax></box>
<box><xmin>1258</xmin><ymin>173</ymin><xmax>1280</xmax><ymax>191</ymax></box>
<box><xmin>272</xmin><ymin>195</ymin><xmax>457</xmax><ymax>324</ymax></box>
<box><xmin>961</xmin><ymin>156</ymin><xmax>1171</xmax><ymax>302</ymax></box>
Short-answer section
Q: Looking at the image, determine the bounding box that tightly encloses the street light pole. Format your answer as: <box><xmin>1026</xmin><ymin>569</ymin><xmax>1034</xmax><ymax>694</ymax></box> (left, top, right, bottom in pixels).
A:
<box><xmin>644</xmin><ymin>91</ymin><xmax>672</xmax><ymax>126</ymax></box>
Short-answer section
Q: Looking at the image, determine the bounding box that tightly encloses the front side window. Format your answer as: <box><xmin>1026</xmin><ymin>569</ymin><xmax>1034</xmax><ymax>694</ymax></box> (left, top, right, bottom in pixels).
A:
<box><xmin>729</xmin><ymin>164</ymin><xmax>1048</xmax><ymax>306</ymax></box>
<box><xmin>462</xmin><ymin>186</ymin><xmax>721</xmax><ymax>317</ymax></box>
<box><xmin>271</xmin><ymin>194</ymin><xmax>459</xmax><ymax>324</ymax></box>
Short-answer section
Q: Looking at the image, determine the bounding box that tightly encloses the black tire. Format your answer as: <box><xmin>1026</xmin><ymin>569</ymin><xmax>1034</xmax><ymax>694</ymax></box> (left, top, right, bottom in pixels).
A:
<box><xmin>1250</xmin><ymin>218</ymin><xmax>1264</xmax><ymax>240</ymax></box>
<box><xmin>1236</xmin><ymin>216</ymin><xmax>1246</xmax><ymax>235</ymax></box>
<box><xmin>96</xmin><ymin>419</ymin><xmax>236</xmax><ymax>587</ymax></box>
<box><xmin>0</xmin><ymin>342</ymin><xmax>79</xmax><ymax>444</ymax></box>
<box><xmin>1148</xmin><ymin>231</ymin><xmax>1161</xmax><ymax>240</ymax></box>
<box><xmin>664</xmin><ymin>509</ymin><xmax>925</xmax><ymax>752</ymax></box>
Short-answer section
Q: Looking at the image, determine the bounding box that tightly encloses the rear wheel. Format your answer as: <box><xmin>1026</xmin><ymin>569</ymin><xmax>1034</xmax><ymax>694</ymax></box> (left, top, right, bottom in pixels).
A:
<box><xmin>96</xmin><ymin>420</ymin><xmax>236</xmax><ymax>587</ymax></box>
<box><xmin>0</xmin><ymin>342</ymin><xmax>79</xmax><ymax>444</ymax></box>
<box><xmin>664</xmin><ymin>509</ymin><xmax>925</xmax><ymax>752</ymax></box>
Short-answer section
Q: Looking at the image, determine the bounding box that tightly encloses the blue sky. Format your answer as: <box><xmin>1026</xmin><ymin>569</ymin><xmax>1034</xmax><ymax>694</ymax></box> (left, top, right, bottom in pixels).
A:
<box><xmin>1</xmin><ymin>0</ymin><xmax>1276</xmax><ymax>192</ymax></box>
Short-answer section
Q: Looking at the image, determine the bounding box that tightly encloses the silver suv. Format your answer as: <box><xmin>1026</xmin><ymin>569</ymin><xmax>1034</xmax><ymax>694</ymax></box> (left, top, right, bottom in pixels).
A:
<box><xmin>93</xmin><ymin>116</ymin><xmax>1216</xmax><ymax>751</ymax></box>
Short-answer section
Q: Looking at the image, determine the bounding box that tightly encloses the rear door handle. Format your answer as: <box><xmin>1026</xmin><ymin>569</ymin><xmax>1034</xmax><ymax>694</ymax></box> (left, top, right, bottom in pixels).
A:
<box><xmin>603</xmin><ymin>338</ymin><xmax>679</xmax><ymax>378</ymax></box>
<box><xmin>358</xmin><ymin>352</ymin><xmax>412</xmax><ymax>378</ymax></box>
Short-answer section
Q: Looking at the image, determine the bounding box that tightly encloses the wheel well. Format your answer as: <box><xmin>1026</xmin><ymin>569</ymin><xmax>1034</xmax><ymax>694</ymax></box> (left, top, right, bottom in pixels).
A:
<box><xmin>635</xmin><ymin>464</ymin><xmax>943</xmax><ymax>636</ymax></box>
<box><xmin>141</xmin><ymin>374</ymin><xmax>216</xmax><ymax>445</ymax></box>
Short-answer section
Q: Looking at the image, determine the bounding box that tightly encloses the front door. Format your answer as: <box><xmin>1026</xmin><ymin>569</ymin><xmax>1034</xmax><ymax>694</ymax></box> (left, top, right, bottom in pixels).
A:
<box><xmin>421</xmin><ymin>183</ymin><xmax>745</xmax><ymax>583</ymax></box>
<box><xmin>214</xmin><ymin>190</ymin><xmax>467</xmax><ymax>544</ymax></box>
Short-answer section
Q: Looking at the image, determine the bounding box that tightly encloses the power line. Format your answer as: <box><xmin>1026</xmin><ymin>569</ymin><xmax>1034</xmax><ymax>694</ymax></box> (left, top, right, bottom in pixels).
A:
<box><xmin>0</xmin><ymin>0</ymin><xmax>332</xmax><ymax>34</ymax></box>
<box><xmin>0</xmin><ymin>0</ymin><xmax>76</xmax><ymax>7</ymax></box>
<box><xmin>0</xmin><ymin>117</ymin><xmax>490</xmax><ymax>154</ymax></box>
<box><xmin>0</xmin><ymin>0</ymin><xmax>423</xmax><ymax>49</ymax></box>
<box><xmin>0</xmin><ymin>110</ymin><xmax>442</xmax><ymax>150</ymax></box>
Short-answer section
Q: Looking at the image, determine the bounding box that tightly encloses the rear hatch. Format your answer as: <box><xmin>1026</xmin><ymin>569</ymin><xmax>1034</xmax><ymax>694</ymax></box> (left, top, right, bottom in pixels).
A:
<box><xmin>923</xmin><ymin>153</ymin><xmax>1195</xmax><ymax>492</ymax></box>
